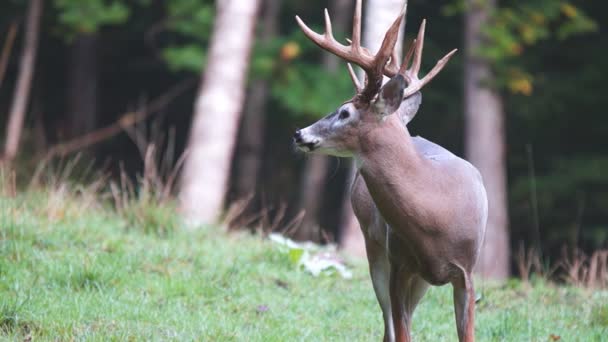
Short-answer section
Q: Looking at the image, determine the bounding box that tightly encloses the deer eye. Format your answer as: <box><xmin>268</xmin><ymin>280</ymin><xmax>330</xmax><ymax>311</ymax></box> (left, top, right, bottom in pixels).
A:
<box><xmin>339</xmin><ymin>110</ymin><xmax>350</xmax><ymax>120</ymax></box>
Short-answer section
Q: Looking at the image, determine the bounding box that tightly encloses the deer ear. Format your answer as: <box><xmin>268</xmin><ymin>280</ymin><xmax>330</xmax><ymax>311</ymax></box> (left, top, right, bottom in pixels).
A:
<box><xmin>373</xmin><ymin>74</ymin><xmax>406</xmax><ymax>116</ymax></box>
<box><xmin>399</xmin><ymin>92</ymin><xmax>422</xmax><ymax>125</ymax></box>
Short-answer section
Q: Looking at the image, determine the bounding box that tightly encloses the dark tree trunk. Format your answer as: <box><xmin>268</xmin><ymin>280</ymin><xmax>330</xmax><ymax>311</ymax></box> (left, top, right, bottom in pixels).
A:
<box><xmin>233</xmin><ymin>0</ymin><xmax>281</xmax><ymax>203</ymax></box>
<box><xmin>464</xmin><ymin>0</ymin><xmax>510</xmax><ymax>280</ymax></box>
<box><xmin>3</xmin><ymin>0</ymin><xmax>43</xmax><ymax>162</ymax></box>
<box><xmin>66</xmin><ymin>34</ymin><xmax>98</xmax><ymax>137</ymax></box>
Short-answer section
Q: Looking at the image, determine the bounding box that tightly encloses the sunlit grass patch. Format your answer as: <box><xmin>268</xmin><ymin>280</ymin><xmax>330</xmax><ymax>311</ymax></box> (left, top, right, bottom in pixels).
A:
<box><xmin>0</xmin><ymin>189</ymin><xmax>607</xmax><ymax>340</ymax></box>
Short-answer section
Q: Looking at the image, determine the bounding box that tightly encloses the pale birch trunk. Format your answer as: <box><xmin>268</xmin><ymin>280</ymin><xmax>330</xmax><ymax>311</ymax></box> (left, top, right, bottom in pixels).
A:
<box><xmin>3</xmin><ymin>0</ymin><xmax>43</xmax><ymax>162</ymax></box>
<box><xmin>340</xmin><ymin>0</ymin><xmax>405</xmax><ymax>255</ymax></box>
<box><xmin>464</xmin><ymin>0</ymin><xmax>510</xmax><ymax>280</ymax></box>
<box><xmin>180</xmin><ymin>0</ymin><xmax>260</xmax><ymax>225</ymax></box>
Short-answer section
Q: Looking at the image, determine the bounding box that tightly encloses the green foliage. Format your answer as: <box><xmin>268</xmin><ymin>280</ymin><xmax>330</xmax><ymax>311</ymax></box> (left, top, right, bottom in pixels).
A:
<box><xmin>161</xmin><ymin>0</ymin><xmax>214</xmax><ymax>73</ymax></box>
<box><xmin>162</xmin><ymin>44</ymin><xmax>207</xmax><ymax>73</ymax></box>
<box><xmin>487</xmin><ymin>2</ymin><xmax>596</xmax><ymax>94</ymax></box>
<box><xmin>444</xmin><ymin>0</ymin><xmax>597</xmax><ymax>95</ymax></box>
<box><xmin>53</xmin><ymin>0</ymin><xmax>131</xmax><ymax>36</ymax></box>
<box><xmin>165</xmin><ymin>0</ymin><xmax>213</xmax><ymax>41</ymax></box>
<box><xmin>272</xmin><ymin>63</ymin><xmax>353</xmax><ymax>118</ymax></box>
<box><xmin>1</xmin><ymin>190</ymin><xmax>607</xmax><ymax>340</ymax></box>
<box><xmin>264</xmin><ymin>30</ymin><xmax>355</xmax><ymax>118</ymax></box>
<box><xmin>480</xmin><ymin>2</ymin><xmax>597</xmax><ymax>62</ymax></box>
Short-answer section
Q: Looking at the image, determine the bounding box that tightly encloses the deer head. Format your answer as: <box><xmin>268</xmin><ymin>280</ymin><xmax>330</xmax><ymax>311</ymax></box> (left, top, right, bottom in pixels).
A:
<box><xmin>293</xmin><ymin>0</ymin><xmax>456</xmax><ymax>157</ymax></box>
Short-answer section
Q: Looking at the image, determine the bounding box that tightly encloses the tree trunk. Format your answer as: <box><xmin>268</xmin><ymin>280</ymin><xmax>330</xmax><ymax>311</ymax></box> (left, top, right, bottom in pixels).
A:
<box><xmin>3</xmin><ymin>0</ymin><xmax>43</xmax><ymax>162</ymax></box>
<box><xmin>464</xmin><ymin>0</ymin><xmax>510</xmax><ymax>280</ymax></box>
<box><xmin>295</xmin><ymin>155</ymin><xmax>329</xmax><ymax>241</ymax></box>
<box><xmin>66</xmin><ymin>34</ymin><xmax>98</xmax><ymax>137</ymax></box>
<box><xmin>295</xmin><ymin>0</ymin><xmax>352</xmax><ymax>242</ymax></box>
<box><xmin>339</xmin><ymin>0</ymin><xmax>405</xmax><ymax>255</ymax></box>
<box><xmin>233</xmin><ymin>0</ymin><xmax>281</xmax><ymax>202</ymax></box>
<box><xmin>180</xmin><ymin>0</ymin><xmax>260</xmax><ymax>225</ymax></box>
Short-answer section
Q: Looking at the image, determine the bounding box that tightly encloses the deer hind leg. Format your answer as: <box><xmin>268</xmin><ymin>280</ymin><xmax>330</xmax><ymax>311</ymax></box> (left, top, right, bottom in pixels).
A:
<box><xmin>452</xmin><ymin>270</ymin><xmax>476</xmax><ymax>342</ymax></box>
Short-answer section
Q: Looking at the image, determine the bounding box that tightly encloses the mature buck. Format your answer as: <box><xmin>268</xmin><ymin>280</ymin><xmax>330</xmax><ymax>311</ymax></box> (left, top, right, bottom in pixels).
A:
<box><xmin>293</xmin><ymin>1</ymin><xmax>488</xmax><ymax>341</ymax></box>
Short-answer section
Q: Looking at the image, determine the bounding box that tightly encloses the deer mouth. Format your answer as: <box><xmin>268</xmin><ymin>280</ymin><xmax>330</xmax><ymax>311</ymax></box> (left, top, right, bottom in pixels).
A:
<box><xmin>293</xmin><ymin>130</ymin><xmax>320</xmax><ymax>152</ymax></box>
<box><xmin>296</xmin><ymin>141</ymin><xmax>320</xmax><ymax>152</ymax></box>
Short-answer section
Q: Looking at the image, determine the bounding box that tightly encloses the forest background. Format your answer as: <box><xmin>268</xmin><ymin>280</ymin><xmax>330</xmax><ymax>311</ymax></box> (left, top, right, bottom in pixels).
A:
<box><xmin>0</xmin><ymin>0</ymin><xmax>606</xmax><ymax>280</ymax></box>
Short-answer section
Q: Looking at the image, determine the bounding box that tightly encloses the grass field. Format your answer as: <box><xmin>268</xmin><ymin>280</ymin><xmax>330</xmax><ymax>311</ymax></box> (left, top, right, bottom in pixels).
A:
<box><xmin>1</xmin><ymin>189</ymin><xmax>607</xmax><ymax>341</ymax></box>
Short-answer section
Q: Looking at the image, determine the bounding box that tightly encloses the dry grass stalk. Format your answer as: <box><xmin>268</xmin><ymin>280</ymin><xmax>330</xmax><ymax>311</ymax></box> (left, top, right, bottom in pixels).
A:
<box><xmin>515</xmin><ymin>243</ymin><xmax>553</xmax><ymax>285</ymax></box>
<box><xmin>558</xmin><ymin>247</ymin><xmax>608</xmax><ymax>289</ymax></box>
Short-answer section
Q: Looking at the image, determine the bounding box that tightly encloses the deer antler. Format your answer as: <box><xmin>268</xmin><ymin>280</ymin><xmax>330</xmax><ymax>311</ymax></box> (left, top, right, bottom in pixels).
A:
<box><xmin>398</xmin><ymin>20</ymin><xmax>458</xmax><ymax>98</ymax></box>
<box><xmin>295</xmin><ymin>0</ymin><xmax>457</xmax><ymax>103</ymax></box>
<box><xmin>296</xmin><ymin>0</ymin><xmax>403</xmax><ymax>102</ymax></box>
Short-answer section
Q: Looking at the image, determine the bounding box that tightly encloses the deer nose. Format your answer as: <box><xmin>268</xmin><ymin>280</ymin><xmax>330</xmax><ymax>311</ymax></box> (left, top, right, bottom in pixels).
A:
<box><xmin>293</xmin><ymin>130</ymin><xmax>303</xmax><ymax>143</ymax></box>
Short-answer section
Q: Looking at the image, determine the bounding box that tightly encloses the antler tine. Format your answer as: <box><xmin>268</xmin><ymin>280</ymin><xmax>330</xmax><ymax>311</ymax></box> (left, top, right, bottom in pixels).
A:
<box><xmin>374</xmin><ymin>5</ymin><xmax>406</xmax><ymax>69</ymax></box>
<box><xmin>359</xmin><ymin>6</ymin><xmax>406</xmax><ymax>100</ymax></box>
<box><xmin>347</xmin><ymin>63</ymin><xmax>363</xmax><ymax>93</ymax></box>
<box><xmin>384</xmin><ymin>2</ymin><xmax>408</xmax><ymax>76</ymax></box>
<box><xmin>295</xmin><ymin>5</ymin><xmax>377</xmax><ymax>71</ymax></box>
<box><xmin>403</xmin><ymin>48</ymin><xmax>457</xmax><ymax>97</ymax></box>
<box><xmin>324</xmin><ymin>9</ymin><xmax>334</xmax><ymax>40</ymax></box>
<box><xmin>297</xmin><ymin>0</ymin><xmax>455</xmax><ymax>103</ymax></box>
<box><xmin>400</xmin><ymin>38</ymin><xmax>416</xmax><ymax>75</ymax></box>
<box><xmin>295</xmin><ymin>15</ymin><xmax>325</xmax><ymax>44</ymax></box>
<box><xmin>389</xmin><ymin>48</ymin><xmax>400</xmax><ymax>71</ymax></box>
<box><xmin>411</xmin><ymin>19</ymin><xmax>426</xmax><ymax>76</ymax></box>
<box><xmin>398</xmin><ymin>20</ymin><xmax>458</xmax><ymax>98</ymax></box>
<box><xmin>352</xmin><ymin>0</ymin><xmax>362</xmax><ymax>52</ymax></box>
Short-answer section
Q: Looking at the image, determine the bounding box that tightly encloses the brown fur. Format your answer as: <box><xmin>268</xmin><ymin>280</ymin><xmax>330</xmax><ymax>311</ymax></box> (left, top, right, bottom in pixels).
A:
<box><xmin>350</xmin><ymin>111</ymin><xmax>487</xmax><ymax>342</ymax></box>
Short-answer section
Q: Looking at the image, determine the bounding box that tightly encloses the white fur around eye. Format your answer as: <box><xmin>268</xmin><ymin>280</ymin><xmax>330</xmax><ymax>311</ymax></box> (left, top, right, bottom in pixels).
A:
<box><xmin>333</xmin><ymin>108</ymin><xmax>358</xmax><ymax>128</ymax></box>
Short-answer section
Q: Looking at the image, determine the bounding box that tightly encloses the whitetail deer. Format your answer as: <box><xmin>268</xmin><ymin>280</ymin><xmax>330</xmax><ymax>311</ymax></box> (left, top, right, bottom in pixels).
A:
<box><xmin>293</xmin><ymin>1</ymin><xmax>488</xmax><ymax>341</ymax></box>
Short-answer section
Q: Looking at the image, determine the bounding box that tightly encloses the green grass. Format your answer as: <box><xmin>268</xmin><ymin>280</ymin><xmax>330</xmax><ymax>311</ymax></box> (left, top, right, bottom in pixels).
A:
<box><xmin>1</xmin><ymin>190</ymin><xmax>607</xmax><ymax>341</ymax></box>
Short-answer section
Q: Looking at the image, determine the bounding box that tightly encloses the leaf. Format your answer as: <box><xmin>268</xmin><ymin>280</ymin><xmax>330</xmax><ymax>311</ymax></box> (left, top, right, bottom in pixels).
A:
<box><xmin>288</xmin><ymin>248</ymin><xmax>305</xmax><ymax>265</ymax></box>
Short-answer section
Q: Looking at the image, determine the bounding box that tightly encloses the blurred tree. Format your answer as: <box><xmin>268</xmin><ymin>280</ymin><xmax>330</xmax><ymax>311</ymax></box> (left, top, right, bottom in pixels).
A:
<box><xmin>51</xmin><ymin>0</ymin><xmax>144</xmax><ymax>138</ymax></box>
<box><xmin>232</xmin><ymin>0</ymin><xmax>281</xmax><ymax>205</ymax></box>
<box><xmin>460</xmin><ymin>0</ymin><xmax>598</xmax><ymax>279</ymax></box>
<box><xmin>3</xmin><ymin>0</ymin><xmax>43</xmax><ymax>163</ymax></box>
<box><xmin>339</xmin><ymin>0</ymin><xmax>406</xmax><ymax>256</ymax></box>
<box><xmin>494</xmin><ymin>1</ymin><xmax>601</xmax><ymax>256</ymax></box>
<box><xmin>65</xmin><ymin>34</ymin><xmax>98</xmax><ymax>137</ymax></box>
<box><xmin>464</xmin><ymin>0</ymin><xmax>509</xmax><ymax>280</ymax></box>
<box><xmin>180</xmin><ymin>0</ymin><xmax>261</xmax><ymax>225</ymax></box>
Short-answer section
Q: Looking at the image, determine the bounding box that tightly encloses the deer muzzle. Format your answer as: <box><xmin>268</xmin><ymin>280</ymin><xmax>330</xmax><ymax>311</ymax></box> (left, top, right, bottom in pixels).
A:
<box><xmin>293</xmin><ymin>129</ymin><xmax>320</xmax><ymax>152</ymax></box>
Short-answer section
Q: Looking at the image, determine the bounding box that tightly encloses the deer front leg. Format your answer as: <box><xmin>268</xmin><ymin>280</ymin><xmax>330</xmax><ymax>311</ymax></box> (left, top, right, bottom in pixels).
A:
<box><xmin>388</xmin><ymin>269</ymin><xmax>430</xmax><ymax>342</ymax></box>
<box><xmin>389</xmin><ymin>265</ymin><xmax>411</xmax><ymax>342</ymax></box>
<box><xmin>452</xmin><ymin>271</ymin><xmax>476</xmax><ymax>342</ymax></box>
<box><xmin>365</xmin><ymin>237</ymin><xmax>395</xmax><ymax>342</ymax></box>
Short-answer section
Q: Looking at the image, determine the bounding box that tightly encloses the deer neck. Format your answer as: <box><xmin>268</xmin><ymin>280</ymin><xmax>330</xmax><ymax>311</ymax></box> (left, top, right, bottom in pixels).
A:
<box><xmin>356</xmin><ymin>114</ymin><xmax>428</xmax><ymax>227</ymax></box>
